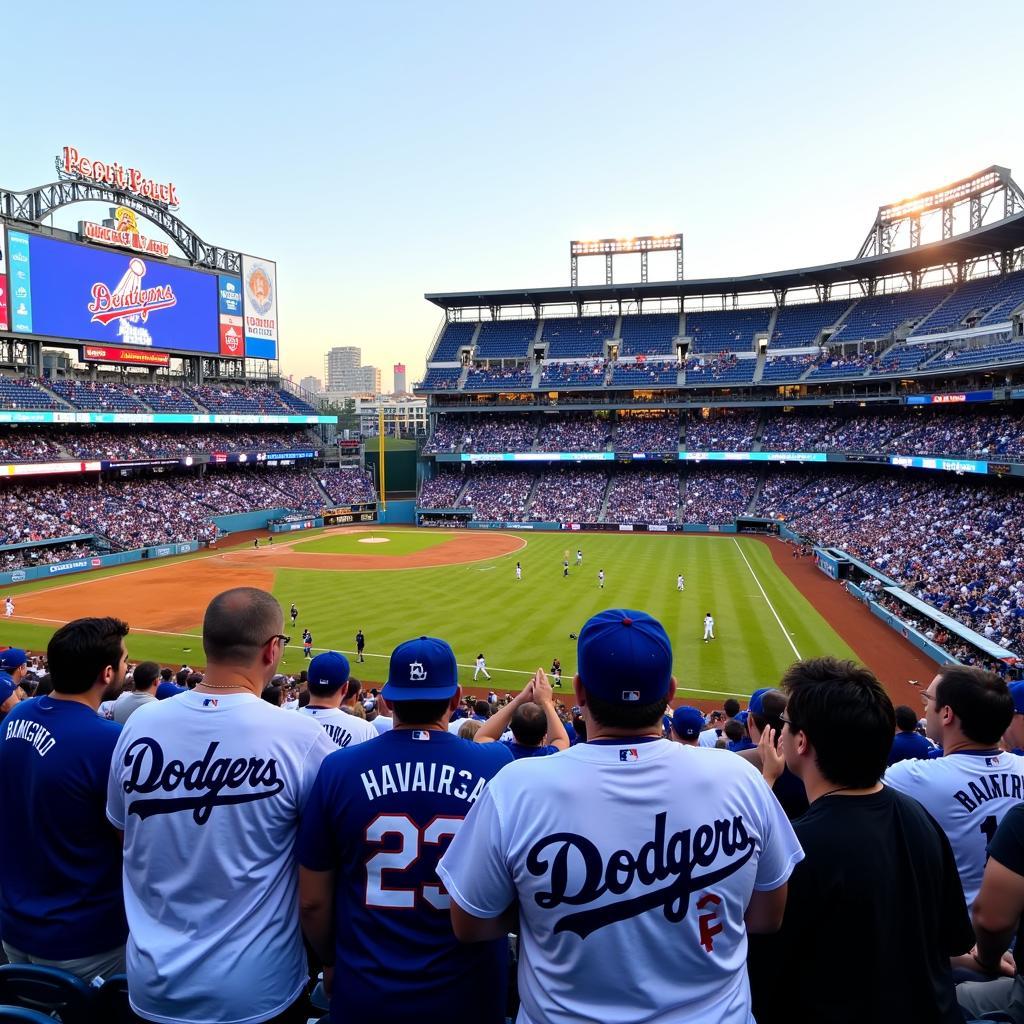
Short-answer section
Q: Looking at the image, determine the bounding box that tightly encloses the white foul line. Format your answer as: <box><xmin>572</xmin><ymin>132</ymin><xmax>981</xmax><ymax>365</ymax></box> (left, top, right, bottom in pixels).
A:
<box><xmin>731</xmin><ymin>539</ymin><xmax>802</xmax><ymax>660</ymax></box>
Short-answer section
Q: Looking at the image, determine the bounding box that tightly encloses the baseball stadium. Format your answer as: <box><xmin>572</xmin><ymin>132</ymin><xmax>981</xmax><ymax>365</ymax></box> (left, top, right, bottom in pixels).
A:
<box><xmin>2</xmin><ymin>160</ymin><xmax>1022</xmax><ymax>712</ymax></box>
<box><xmin>3</xmin><ymin>146</ymin><xmax>1024</xmax><ymax>1022</ymax></box>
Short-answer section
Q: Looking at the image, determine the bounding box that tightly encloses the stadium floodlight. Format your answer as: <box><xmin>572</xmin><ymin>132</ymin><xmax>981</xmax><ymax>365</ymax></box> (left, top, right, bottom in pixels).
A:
<box><xmin>570</xmin><ymin>233</ymin><xmax>683</xmax><ymax>286</ymax></box>
<box><xmin>858</xmin><ymin>165</ymin><xmax>1024</xmax><ymax>259</ymax></box>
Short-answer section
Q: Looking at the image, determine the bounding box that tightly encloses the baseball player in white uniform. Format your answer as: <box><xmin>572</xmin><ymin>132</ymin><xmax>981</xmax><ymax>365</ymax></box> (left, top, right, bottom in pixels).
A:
<box><xmin>4</xmin><ymin>597</ymin><xmax>13</xmax><ymax>618</ymax></box>
<box><xmin>677</xmin><ymin>574</ymin><xmax>685</xmax><ymax>593</ymax></box>
<box><xmin>439</xmin><ymin>608</ymin><xmax>802</xmax><ymax>1024</ymax></box>
<box><xmin>576</xmin><ymin>549</ymin><xmax>583</xmax><ymax>567</ymax></box>
<box><xmin>474</xmin><ymin>654</ymin><xmax>491</xmax><ymax>681</ymax></box>
<box><xmin>597</xmin><ymin>569</ymin><xmax>605</xmax><ymax>590</ymax></box>
<box><xmin>515</xmin><ymin>562</ymin><xmax>522</xmax><ymax>581</ymax></box>
<box><xmin>884</xmin><ymin>665</ymin><xmax>1024</xmax><ymax>907</ymax></box>
<box><xmin>703</xmin><ymin>612</ymin><xmax>715</xmax><ymax>642</ymax></box>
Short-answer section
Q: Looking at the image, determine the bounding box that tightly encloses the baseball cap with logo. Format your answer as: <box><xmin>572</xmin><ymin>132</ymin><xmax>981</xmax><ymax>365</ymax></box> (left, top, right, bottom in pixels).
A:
<box><xmin>0</xmin><ymin>648</ymin><xmax>27</xmax><ymax>672</ymax></box>
<box><xmin>672</xmin><ymin>706</ymin><xmax>705</xmax><ymax>739</ymax></box>
<box><xmin>576</xmin><ymin>609</ymin><xmax>673</xmax><ymax>704</ymax></box>
<box><xmin>307</xmin><ymin>652</ymin><xmax>351</xmax><ymax>696</ymax></box>
<box><xmin>1010</xmin><ymin>680</ymin><xmax>1024</xmax><ymax>715</ymax></box>
<box><xmin>381</xmin><ymin>637</ymin><xmax>459</xmax><ymax>702</ymax></box>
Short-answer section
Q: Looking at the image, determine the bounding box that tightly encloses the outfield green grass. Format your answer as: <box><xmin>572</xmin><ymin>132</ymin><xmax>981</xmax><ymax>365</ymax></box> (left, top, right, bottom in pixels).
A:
<box><xmin>5</xmin><ymin>529</ymin><xmax>856</xmax><ymax>703</ymax></box>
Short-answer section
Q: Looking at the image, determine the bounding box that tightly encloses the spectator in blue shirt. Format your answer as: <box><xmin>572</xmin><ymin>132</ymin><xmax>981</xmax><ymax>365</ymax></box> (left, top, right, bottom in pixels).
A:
<box><xmin>1004</xmin><ymin>681</ymin><xmax>1024</xmax><ymax>756</ymax></box>
<box><xmin>474</xmin><ymin>670</ymin><xmax>569</xmax><ymax>758</ymax></box>
<box><xmin>0</xmin><ymin>620</ymin><xmax>129</xmax><ymax>981</ymax></box>
<box><xmin>888</xmin><ymin>703</ymin><xmax>933</xmax><ymax>765</ymax></box>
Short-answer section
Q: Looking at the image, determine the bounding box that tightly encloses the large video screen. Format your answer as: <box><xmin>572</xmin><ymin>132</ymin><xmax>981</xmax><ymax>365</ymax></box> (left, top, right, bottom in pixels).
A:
<box><xmin>8</xmin><ymin>231</ymin><xmax>219</xmax><ymax>353</ymax></box>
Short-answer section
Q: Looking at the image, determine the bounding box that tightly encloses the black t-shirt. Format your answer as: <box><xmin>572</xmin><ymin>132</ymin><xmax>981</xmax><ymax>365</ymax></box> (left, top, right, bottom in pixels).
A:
<box><xmin>748</xmin><ymin>787</ymin><xmax>973</xmax><ymax>1024</ymax></box>
<box><xmin>988</xmin><ymin>803</ymin><xmax>1024</xmax><ymax>975</ymax></box>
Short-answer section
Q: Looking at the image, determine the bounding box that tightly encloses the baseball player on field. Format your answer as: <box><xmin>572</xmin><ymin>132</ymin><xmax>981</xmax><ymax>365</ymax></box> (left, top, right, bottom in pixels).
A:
<box><xmin>298</xmin><ymin>635</ymin><xmax>513</xmax><ymax>1024</ymax></box>
<box><xmin>677</xmin><ymin>574</ymin><xmax>685</xmax><ymax>593</ymax></box>
<box><xmin>439</xmin><ymin>608</ymin><xmax>802</xmax><ymax>1024</ymax></box>
<box><xmin>562</xmin><ymin>558</ymin><xmax>569</xmax><ymax>578</ymax></box>
<box><xmin>4</xmin><ymin>596</ymin><xmax>13</xmax><ymax>618</ymax></box>
<box><xmin>474</xmin><ymin>653</ymin><xmax>491</xmax><ymax>681</ymax></box>
<box><xmin>884</xmin><ymin>665</ymin><xmax>1024</xmax><ymax>908</ymax></box>
<box><xmin>576</xmin><ymin>548</ymin><xmax>583</xmax><ymax>566</ymax></box>
<box><xmin>356</xmin><ymin>629</ymin><xmax>366</xmax><ymax>663</ymax></box>
<box><xmin>290</xmin><ymin>603</ymin><xmax>298</xmax><ymax>627</ymax></box>
<box><xmin>598</xmin><ymin>569</ymin><xmax>605</xmax><ymax>589</ymax></box>
<box><xmin>302</xmin><ymin>629</ymin><xmax>313</xmax><ymax>660</ymax></box>
<box><xmin>703</xmin><ymin>612</ymin><xmax>715</xmax><ymax>642</ymax></box>
<box><xmin>515</xmin><ymin>561</ymin><xmax>522</xmax><ymax>581</ymax></box>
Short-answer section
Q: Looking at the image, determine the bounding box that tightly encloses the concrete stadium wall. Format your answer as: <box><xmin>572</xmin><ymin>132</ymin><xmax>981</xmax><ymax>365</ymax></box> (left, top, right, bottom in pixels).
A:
<box><xmin>378</xmin><ymin>500</ymin><xmax>417</xmax><ymax>524</ymax></box>
<box><xmin>846</xmin><ymin>582</ymin><xmax>952</xmax><ymax>666</ymax></box>
<box><xmin>210</xmin><ymin>508</ymin><xmax>293</xmax><ymax>534</ymax></box>
<box><xmin>268</xmin><ymin>517</ymin><xmax>324</xmax><ymax>534</ymax></box>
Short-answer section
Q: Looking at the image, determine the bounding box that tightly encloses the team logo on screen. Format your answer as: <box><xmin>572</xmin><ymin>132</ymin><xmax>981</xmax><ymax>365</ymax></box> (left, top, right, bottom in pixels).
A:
<box><xmin>87</xmin><ymin>257</ymin><xmax>177</xmax><ymax>345</ymax></box>
<box><xmin>245</xmin><ymin>263</ymin><xmax>274</xmax><ymax>315</ymax></box>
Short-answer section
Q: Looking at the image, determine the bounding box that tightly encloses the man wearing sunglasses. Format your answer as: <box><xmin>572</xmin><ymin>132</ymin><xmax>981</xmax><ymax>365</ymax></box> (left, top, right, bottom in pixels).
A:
<box><xmin>107</xmin><ymin>587</ymin><xmax>335</xmax><ymax>1024</ymax></box>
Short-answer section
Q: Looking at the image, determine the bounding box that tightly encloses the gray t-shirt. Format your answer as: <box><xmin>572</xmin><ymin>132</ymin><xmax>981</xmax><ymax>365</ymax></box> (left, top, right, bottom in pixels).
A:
<box><xmin>112</xmin><ymin>690</ymin><xmax>157</xmax><ymax>724</ymax></box>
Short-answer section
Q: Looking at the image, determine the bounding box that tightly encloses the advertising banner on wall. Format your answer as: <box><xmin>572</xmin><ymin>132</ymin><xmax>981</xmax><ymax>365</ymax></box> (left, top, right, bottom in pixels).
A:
<box><xmin>241</xmin><ymin>255</ymin><xmax>278</xmax><ymax>359</ymax></box>
<box><xmin>217</xmin><ymin>275</ymin><xmax>245</xmax><ymax>357</ymax></box>
<box><xmin>0</xmin><ymin>226</ymin><xmax>7</xmax><ymax>331</ymax></box>
<box><xmin>8</xmin><ymin>232</ymin><xmax>218</xmax><ymax>353</ymax></box>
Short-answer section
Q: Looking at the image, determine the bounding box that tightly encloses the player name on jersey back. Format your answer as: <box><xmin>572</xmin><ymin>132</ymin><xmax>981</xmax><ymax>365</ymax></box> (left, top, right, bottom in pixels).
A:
<box><xmin>360</xmin><ymin>759</ymin><xmax>489</xmax><ymax>804</ymax></box>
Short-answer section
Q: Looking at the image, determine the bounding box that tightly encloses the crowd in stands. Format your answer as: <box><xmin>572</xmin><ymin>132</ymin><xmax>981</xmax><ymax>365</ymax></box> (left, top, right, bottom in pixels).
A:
<box><xmin>536</xmin><ymin>413</ymin><xmax>610</xmax><ymax>452</ymax></box>
<box><xmin>526</xmin><ymin>468</ymin><xmax>606</xmax><ymax>522</ymax></box>
<box><xmin>313</xmin><ymin>468</ymin><xmax>376</xmax><ymax>505</ymax></box>
<box><xmin>0</xmin><ymin>430</ymin><xmax>66</xmax><ymax>462</ymax></box>
<box><xmin>0</xmin><ymin>467</ymin><xmax>340</xmax><ymax>551</ymax></box>
<box><xmin>603</xmin><ymin>469</ymin><xmax>680</xmax><ymax>523</ymax></box>
<box><xmin>0</xmin><ymin>540</ymin><xmax>97</xmax><ymax>572</ymax></box>
<box><xmin>460</xmin><ymin>468</ymin><xmax>532</xmax><ymax>521</ymax></box>
<box><xmin>538</xmin><ymin>359</ymin><xmax>607</xmax><ymax>388</ymax></box>
<box><xmin>684</xmin><ymin>410</ymin><xmax>759</xmax><ymax>450</ymax></box>
<box><xmin>611</xmin><ymin>413</ymin><xmax>679</xmax><ymax>451</ymax></box>
<box><xmin>681</xmin><ymin>469</ymin><xmax>758</xmax><ymax>522</ymax></box>
<box><xmin>418</xmin><ymin>469</ymin><xmax>467</xmax><ymax>508</ymax></box>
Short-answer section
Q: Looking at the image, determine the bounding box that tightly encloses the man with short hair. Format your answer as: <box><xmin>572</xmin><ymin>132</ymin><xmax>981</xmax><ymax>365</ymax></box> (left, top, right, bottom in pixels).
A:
<box><xmin>670</xmin><ymin>705</ymin><xmax>704</xmax><ymax>746</ymax></box>
<box><xmin>474</xmin><ymin>671</ymin><xmax>569</xmax><ymax>758</ymax></box>
<box><xmin>298</xmin><ymin>635</ymin><xmax>514</xmax><ymax>1024</ymax></box>
<box><xmin>440</xmin><ymin>608</ymin><xmax>802</xmax><ymax>1024</ymax></box>
<box><xmin>301</xmin><ymin>651</ymin><xmax>377</xmax><ymax>748</ymax></box>
<box><xmin>0</xmin><ymin>621</ymin><xmax>129</xmax><ymax>981</ymax></box>
<box><xmin>698</xmin><ymin>696</ymin><xmax>741</xmax><ymax>747</ymax></box>
<box><xmin>107</xmin><ymin>587</ymin><xmax>335</xmax><ymax>1024</ymax></box>
<box><xmin>884</xmin><ymin>665</ymin><xmax>1024</xmax><ymax>908</ymax></box>
<box><xmin>752</xmin><ymin>657</ymin><xmax>973</xmax><ymax>1023</ymax></box>
<box><xmin>888</xmin><ymin>703</ymin><xmax>932</xmax><ymax>765</ymax></box>
<box><xmin>112</xmin><ymin>660</ymin><xmax>160</xmax><ymax>724</ymax></box>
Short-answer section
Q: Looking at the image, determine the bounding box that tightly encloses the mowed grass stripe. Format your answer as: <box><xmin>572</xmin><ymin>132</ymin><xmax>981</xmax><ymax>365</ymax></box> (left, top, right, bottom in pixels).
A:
<box><xmin>5</xmin><ymin>532</ymin><xmax>858</xmax><ymax>700</ymax></box>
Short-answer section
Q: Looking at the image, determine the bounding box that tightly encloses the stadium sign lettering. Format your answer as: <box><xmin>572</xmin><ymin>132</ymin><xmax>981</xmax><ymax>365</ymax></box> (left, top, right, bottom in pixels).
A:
<box><xmin>61</xmin><ymin>147</ymin><xmax>180</xmax><ymax>207</ymax></box>
<box><xmin>80</xmin><ymin>208</ymin><xmax>170</xmax><ymax>259</ymax></box>
<box><xmin>87</xmin><ymin>258</ymin><xmax>177</xmax><ymax>328</ymax></box>
<box><xmin>933</xmin><ymin>393</ymin><xmax>967</xmax><ymax>404</ymax></box>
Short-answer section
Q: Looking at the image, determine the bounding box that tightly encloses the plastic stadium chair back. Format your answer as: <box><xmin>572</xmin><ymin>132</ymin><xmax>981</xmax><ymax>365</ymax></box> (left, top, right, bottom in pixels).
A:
<box><xmin>0</xmin><ymin>965</ymin><xmax>94</xmax><ymax>1024</ymax></box>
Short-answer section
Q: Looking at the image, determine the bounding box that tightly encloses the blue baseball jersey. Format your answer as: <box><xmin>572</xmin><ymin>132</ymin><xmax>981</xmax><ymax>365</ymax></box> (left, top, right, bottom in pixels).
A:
<box><xmin>298</xmin><ymin>728</ymin><xmax>513</xmax><ymax>1024</ymax></box>
<box><xmin>0</xmin><ymin>696</ymin><xmax>127</xmax><ymax>958</ymax></box>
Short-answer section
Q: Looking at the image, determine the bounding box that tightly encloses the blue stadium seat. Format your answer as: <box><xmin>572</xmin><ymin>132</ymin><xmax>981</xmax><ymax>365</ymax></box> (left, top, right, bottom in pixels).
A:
<box><xmin>542</xmin><ymin>316</ymin><xmax>615</xmax><ymax>358</ymax></box>
<box><xmin>769</xmin><ymin>300</ymin><xmax>851</xmax><ymax>349</ymax></box>
<box><xmin>432</xmin><ymin>322</ymin><xmax>476</xmax><ymax>361</ymax></box>
<box><xmin>0</xmin><ymin>965</ymin><xmax>94</xmax><ymax>1024</ymax></box>
<box><xmin>0</xmin><ymin>1007</ymin><xmax>61</xmax><ymax>1023</ymax></box>
<box><xmin>685</xmin><ymin>308</ymin><xmax>771</xmax><ymax>354</ymax></box>
<box><xmin>830</xmin><ymin>285</ymin><xmax>950</xmax><ymax>342</ymax></box>
<box><xmin>475</xmin><ymin>320</ymin><xmax>538</xmax><ymax>359</ymax></box>
<box><xmin>618</xmin><ymin>314</ymin><xmax>679</xmax><ymax>356</ymax></box>
<box><xmin>419</xmin><ymin>367</ymin><xmax>463</xmax><ymax>390</ymax></box>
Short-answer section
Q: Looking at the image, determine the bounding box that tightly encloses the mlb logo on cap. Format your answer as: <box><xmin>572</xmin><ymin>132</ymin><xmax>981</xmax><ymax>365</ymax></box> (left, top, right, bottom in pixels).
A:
<box><xmin>620</xmin><ymin>749</ymin><xmax>640</xmax><ymax>762</ymax></box>
<box><xmin>577</xmin><ymin>610</ymin><xmax>673</xmax><ymax>706</ymax></box>
<box><xmin>622</xmin><ymin>691</ymin><xmax>641</xmax><ymax>702</ymax></box>
<box><xmin>308</xmin><ymin>651</ymin><xmax>351</xmax><ymax>696</ymax></box>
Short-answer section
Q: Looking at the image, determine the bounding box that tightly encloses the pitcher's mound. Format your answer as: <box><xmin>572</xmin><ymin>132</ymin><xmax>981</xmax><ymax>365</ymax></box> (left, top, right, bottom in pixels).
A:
<box><xmin>358</xmin><ymin>537</ymin><xmax>390</xmax><ymax>544</ymax></box>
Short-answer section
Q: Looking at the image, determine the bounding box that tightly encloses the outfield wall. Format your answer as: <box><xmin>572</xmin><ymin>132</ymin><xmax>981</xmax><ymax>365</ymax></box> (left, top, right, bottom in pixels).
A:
<box><xmin>0</xmin><ymin>542</ymin><xmax>200</xmax><ymax>588</ymax></box>
<box><xmin>211</xmin><ymin>508</ymin><xmax>294</xmax><ymax>534</ymax></box>
<box><xmin>846</xmin><ymin>582</ymin><xmax>953</xmax><ymax>667</ymax></box>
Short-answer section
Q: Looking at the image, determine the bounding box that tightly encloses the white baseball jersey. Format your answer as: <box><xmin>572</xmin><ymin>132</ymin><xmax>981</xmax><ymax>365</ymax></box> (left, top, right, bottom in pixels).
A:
<box><xmin>372</xmin><ymin>714</ymin><xmax>394</xmax><ymax>734</ymax></box>
<box><xmin>4</xmin><ymin>599</ymin><xmax>13</xmax><ymax>616</ymax></box>
<box><xmin>299</xmin><ymin>705</ymin><xmax>378</xmax><ymax>748</ymax></box>
<box><xmin>598</xmin><ymin>571</ymin><xmax>605</xmax><ymax>583</ymax></box>
<box><xmin>439</xmin><ymin>739</ymin><xmax>802</xmax><ymax>1024</ymax></box>
<box><xmin>698</xmin><ymin>727</ymin><xmax>721</xmax><ymax>748</ymax></box>
<box><xmin>106</xmin><ymin>690</ymin><xmax>335</xmax><ymax>1024</ymax></box>
<box><xmin>884</xmin><ymin>749</ymin><xmax>1024</xmax><ymax>906</ymax></box>
<box><xmin>704</xmin><ymin>615</ymin><xmax>715</xmax><ymax>636</ymax></box>
<box><xmin>516</xmin><ymin>566</ymin><xmax>522</xmax><ymax>579</ymax></box>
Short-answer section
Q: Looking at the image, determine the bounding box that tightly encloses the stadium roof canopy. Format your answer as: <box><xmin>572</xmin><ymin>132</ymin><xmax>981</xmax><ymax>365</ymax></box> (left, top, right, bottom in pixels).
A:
<box><xmin>426</xmin><ymin>211</ymin><xmax>1024</xmax><ymax>310</ymax></box>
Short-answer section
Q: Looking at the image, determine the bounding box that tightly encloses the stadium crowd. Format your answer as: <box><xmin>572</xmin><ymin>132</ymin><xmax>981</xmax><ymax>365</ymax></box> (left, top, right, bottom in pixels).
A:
<box><xmin>681</xmin><ymin>469</ymin><xmax>758</xmax><ymax>522</ymax></box>
<box><xmin>526</xmin><ymin>468</ymin><xmax>606</xmax><ymax>522</ymax></box>
<box><xmin>603</xmin><ymin>469</ymin><xmax>680</xmax><ymax>523</ymax></box>
<box><xmin>611</xmin><ymin>413</ymin><xmax>679</xmax><ymax>451</ymax></box>
<box><xmin>3</xmin><ymin>594</ymin><xmax>1024</xmax><ymax>1024</ymax></box>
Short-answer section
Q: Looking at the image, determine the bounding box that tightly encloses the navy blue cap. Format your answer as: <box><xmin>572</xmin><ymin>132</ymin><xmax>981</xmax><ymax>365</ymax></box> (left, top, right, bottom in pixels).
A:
<box><xmin>0</xmin><ymin>648</ymin><xmax>27</xmax><ymax>671</ymax></box>
<box><xmin>382</xmin><ymin>637</ymin><xmax>459</xmax><ymax>702</ymax></box>
<box><xmin>1011</xmin><ymin>680</ymin><xmax>1024</xmax><ymax>715</ymax></box>
<box><xmin>672</xmin><ymin>706</ymin><xmax>705</xmax><ymax>739</ymax></box>
<box><xmin>577</xmin><ymin>609</ymin><xmax>673</xmax><ymax>704</ymax></box>
<box><xmin>308</xmin><ymin>651</ymin><xmax>351</xmax><ymax>695</ymax></box>
<box><xmin>155</xmin><ymin>681</ymin><xmax>186</xmax><ymax>700</ymax></box>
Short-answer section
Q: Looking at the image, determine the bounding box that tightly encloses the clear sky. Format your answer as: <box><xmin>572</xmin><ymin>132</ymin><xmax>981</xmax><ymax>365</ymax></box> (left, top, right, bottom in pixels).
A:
<box><xmin>7</xmin><ymin>0</ymin><xmax>1021</xmax><ymax>390</ymax></box>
